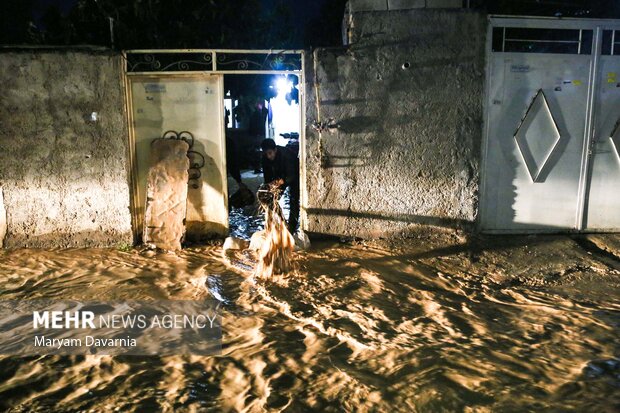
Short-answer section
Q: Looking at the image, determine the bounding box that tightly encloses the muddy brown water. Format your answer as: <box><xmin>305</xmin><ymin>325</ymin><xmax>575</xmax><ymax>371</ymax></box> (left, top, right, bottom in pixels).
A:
<box><xmin>0</xmin><ymin>234</ymin><xmax>619</xmax><ymax>412</ymax></box>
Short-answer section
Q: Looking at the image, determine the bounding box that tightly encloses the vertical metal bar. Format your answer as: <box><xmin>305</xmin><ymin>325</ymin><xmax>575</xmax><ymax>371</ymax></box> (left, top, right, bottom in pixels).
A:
<box><xmin>478</xmin><ymin>19</ymin><xmax>496</xmax><ymax>231</ymax></box>
<box><xmin>576</xmin><ymin>26</ymin><xmax>603</xmax><ymax>231</ymax></box>
<box><xmin>217</xmin><ymin>73</ymin><xmax>229</xmax><ymax>226</ymax></box>
<box><xmin>578</xmin><ymin>29</ymin><xmax>582</xmax><ymax>54</ymax></box>
<box><xmin>612</xmin><ymin>30</ymin><xmax>616</xmax><ymax>56</ymax></box>
<box><xmin>121</xmin><ymin>56</ymin><xmax>141</xmax><ymax>242</ymax></box>
<box><xmin>109</xmin><ymin>17</ymin><xmax>115</xmax><ymax>49</ymax></box>
<box><xmin>502</xmin><ymin>27</ymin><xmax>506</xmax><ymax>52</ymax></box>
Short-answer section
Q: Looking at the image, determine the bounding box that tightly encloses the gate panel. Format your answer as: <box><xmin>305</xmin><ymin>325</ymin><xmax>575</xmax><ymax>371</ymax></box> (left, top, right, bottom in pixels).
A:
<box><xmin>128</xmin><ymin>75</ymin><xmax>228</xmax><ymax>241</ymax></box>
<box><xmin>585</xmin><ymin>32</ymin><xmax>620</xmax><ymax>230</ymax></box>
<box><xmin>481</xmin><ymin>50</ymin><xmax>592</xmax><ymax>231</ymax></box>
<box><xmin>482</xmin><ymin>18</ymin><xmax>620</xmax><ymax>233</ymax></box>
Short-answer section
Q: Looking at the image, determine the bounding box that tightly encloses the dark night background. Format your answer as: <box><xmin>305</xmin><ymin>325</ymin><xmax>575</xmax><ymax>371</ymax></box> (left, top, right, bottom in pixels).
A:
<box><xmin>1</xmin><ymin>0</ymin><xmax>620</xmax><ymax>49</ymax></box>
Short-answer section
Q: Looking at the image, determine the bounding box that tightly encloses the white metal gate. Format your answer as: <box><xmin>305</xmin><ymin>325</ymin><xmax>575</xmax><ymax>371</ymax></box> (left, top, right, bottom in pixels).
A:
<box><xmin>480</xmin><ymin>17</ymin><xmax>620</xmax><ymax>233</ymax></box>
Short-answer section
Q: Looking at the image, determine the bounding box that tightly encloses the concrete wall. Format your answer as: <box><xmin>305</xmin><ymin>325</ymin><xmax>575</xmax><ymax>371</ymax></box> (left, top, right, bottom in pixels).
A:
<box><xmin>0</xmin><ymin>49</ymin><xmax>133</xmax><ymax>248</ymax></box>
<box><xmin>303</xmin><ymin>8</ymin><xmax>486</xmax><ymax>238</ymax></box>
<box><xmin>0</xmin><ymin>9</ymin><xmax>487</xmax><ymax>245</ymax></box>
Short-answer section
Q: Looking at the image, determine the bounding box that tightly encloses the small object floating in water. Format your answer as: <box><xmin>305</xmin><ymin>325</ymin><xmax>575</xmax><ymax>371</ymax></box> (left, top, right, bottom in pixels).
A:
<box><xmin>294</xmin><ymin>229</ymin><xmax>311</xmax><ymax>251</ymax></box>
<box><xmin>249</xmin><ymin>230</ymin><xmax>267</xmax><ymax>251</ymax></box>
<box><xmin>223</xmin><ymin>236</ymin><xmax>250</xmax><ymax>251</ymax></box>
<box><xmin>249</xmin><ymin>229</ymin><xmax>310</xmax><ymax>252</ymax></box>
<box><xmin>140</xmin><ymin>249</ymin><xmax>157</xmax><ymax>258</ymax></box>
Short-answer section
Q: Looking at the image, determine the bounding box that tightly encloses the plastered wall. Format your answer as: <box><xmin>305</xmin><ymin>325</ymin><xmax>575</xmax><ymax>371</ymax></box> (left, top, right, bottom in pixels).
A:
<box><xmin>0</xmin><ymin>50</ymin><xmax>132</xmax><ymax>247</ymax></box>
<box><xmin>303</xmin><ymin>9</ymin><xmax>487</xmax><ymax>237</ymax></box>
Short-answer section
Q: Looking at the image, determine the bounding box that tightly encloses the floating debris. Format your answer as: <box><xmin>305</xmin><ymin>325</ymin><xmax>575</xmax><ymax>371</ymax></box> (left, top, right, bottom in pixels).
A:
<box><xmin>254</xmin><ymin>184</ymin><xmax>295</xmax><ymax>279</ymax></box>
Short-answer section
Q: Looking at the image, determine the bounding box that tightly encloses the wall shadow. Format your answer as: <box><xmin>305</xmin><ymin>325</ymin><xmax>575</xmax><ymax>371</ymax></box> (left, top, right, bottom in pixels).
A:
<box><xmin>306</xmin><ymin>208</ymin><xmax>473</xmax><ymax>230</ymax></box>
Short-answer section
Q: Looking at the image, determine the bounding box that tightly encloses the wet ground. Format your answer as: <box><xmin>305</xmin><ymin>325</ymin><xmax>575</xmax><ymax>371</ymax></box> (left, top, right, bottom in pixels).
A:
<box><xmin>228</xmin><ymin>170</ymin><xmax>265</xmax><ymax>240</ymax></box>
<box><xmin>0</xmin><ymin>231</ymin><xmax>619</xmax><ymax>412</ymax></box>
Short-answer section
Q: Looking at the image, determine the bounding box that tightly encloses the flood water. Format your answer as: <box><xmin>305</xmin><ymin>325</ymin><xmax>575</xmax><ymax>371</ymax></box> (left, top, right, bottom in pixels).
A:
<box><xmin>0</xmin><ymin>234</ymin><xmax>619</xmax><ymax>412</ymax></box>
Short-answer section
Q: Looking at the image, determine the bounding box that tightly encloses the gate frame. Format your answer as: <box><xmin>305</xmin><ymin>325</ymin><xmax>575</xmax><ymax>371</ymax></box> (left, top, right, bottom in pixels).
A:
<box><xmin>122</xmin><ymin>49</ymin><xmax>306</xmax><ymax>242</ymax></box>
<box><xmin>479</xmin><ymin>16</ymin><xmax>620</xmax><ymax>234</ymax></box>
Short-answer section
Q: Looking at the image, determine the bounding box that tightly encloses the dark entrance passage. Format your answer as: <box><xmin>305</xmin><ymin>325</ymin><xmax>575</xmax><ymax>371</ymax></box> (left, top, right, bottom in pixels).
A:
<box><xmin>124</xmin><ymin>49</ymin><xmax>304</xmax><ymax>240</ymax></box>
<box><xmin>224</xmin><ymin>74</ymin><xmax>301</xmax><ymax>238</ymax></box>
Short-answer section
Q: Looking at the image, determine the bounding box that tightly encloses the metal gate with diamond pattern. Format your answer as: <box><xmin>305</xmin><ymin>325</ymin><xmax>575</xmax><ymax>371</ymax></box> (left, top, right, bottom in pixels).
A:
<box><xmin>480</xmin><ymin>16</ymin><xmax>620</xmax><ymax>233</ymax></box>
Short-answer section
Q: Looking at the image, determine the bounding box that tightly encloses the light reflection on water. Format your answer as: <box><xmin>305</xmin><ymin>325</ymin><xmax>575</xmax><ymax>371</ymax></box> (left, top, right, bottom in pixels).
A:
<box><xmin>228</xmin><ymin>205</ymin><xmax>264</xmax><ymax>240</ymax></box>
<box><xmin>0</xmin><ymin>235</ymin><xmax>619</xmax><ymax>412</ymax></box>
<box><xmin>228</xmin><ymin>187</ymin><xmax>291</xmax><ymax>241</ymax></box>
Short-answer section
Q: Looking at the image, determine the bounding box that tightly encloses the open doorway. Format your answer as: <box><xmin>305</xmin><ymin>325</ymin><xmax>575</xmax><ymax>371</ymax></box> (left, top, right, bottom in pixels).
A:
<box><xmin>124</xmin><ymin>49</ymin><xmax>304</xmax><ymax>243</ymax></box>
<box><xmin>224</xmin><ymin>73</ymin><xmax>301</xmax><ymax>239</ymax></box>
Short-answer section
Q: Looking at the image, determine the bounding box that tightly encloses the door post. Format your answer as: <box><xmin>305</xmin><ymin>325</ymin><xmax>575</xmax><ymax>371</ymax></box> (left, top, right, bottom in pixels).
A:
<box><xmin>576</xmin><ymin>26</ymin><xmax>603</xmax><ymax>231</ymax></box>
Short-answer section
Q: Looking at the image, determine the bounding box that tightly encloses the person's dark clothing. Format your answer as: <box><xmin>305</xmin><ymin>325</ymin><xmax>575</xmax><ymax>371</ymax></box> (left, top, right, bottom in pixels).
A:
<box><xmin>249</xmin><ymin>106</ymin><xmax>269</xmax><ymax>172</ymax></box>
<box><xmin>262</xmin><ymin>146</ymin><xmax>300</xmax><ymax>232</ymax></box>
<box><xmin>226</xmin><ymin>136</ymin><xmax>242</xmax><ymax>184</ymax></box>
<box><xmin>286</xmin><ymin>182</ymin><xmax>300</xmax><ymax>234</ymax></box>
<box><xmin>262</xmin><ymin>145</ymin><xmax>298</xmax><ymax>188</ymax></box>
<box><xmin>248</xmin><ymin>106</ymin><xmax>268</xmax><ymax>137</ymax></box>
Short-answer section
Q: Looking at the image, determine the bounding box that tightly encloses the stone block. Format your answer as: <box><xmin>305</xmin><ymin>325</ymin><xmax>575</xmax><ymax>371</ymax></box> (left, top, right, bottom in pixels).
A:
<box><xmin>143</xmin><ymin>139</ymin><xmax>190</xmax><ymax>251</ymax></box>
<box><xmin>388</xmin><ymin>0</ymin><xmax>426</xmax><ymax>10</ymax></box>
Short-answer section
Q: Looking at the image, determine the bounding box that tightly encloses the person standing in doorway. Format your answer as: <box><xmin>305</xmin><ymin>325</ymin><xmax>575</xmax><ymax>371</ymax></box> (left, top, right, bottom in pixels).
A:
<box><xmin>261</xmin><ymin>138</ymin><xmax>299</xmax><ymax>233</ymax></box>
<box><xmin>226</xmin><ymin>136</ymin><xmax>244</xmax><ymax>187</ymax></box>
<box><xmin>249</xmin><ymin>101</ymin><xmax>268</xmax><ymax>173</ymax></box>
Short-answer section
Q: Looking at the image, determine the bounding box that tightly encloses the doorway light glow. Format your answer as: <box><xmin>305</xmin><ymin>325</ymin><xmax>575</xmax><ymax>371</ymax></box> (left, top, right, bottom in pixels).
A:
<box><xmin>276</xmin><ymin>77</ymin><xmax>293</xmax><ymax>95</ymax></box>
<box><xmin>271</xmin><ymin>75</ymin><xmax>300</xmax><ymax>146</ymax></box>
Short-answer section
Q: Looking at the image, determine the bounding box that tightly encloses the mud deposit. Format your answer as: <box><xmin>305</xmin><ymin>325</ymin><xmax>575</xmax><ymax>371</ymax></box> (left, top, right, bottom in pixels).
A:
<box><xmin>0</xmin><ymin>233</ymin><xmax>619</xmax><ymax>412</ymax></box>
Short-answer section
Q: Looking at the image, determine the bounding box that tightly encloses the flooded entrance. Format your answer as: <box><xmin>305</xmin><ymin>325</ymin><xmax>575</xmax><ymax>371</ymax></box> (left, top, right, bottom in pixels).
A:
<box><xmin>124</xmin><ymin>50</ymin><xmax>305</xmax><ymax>243</ymax></box>
<box><xmin>224</xmin><ymin>73</ymin><xmax>302</xmax><ymax>240</ymax></box>
<box><xmin>1</xmin><ymin>234</ymin><xmax>619</xmax><ymax>411</ymax></box>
